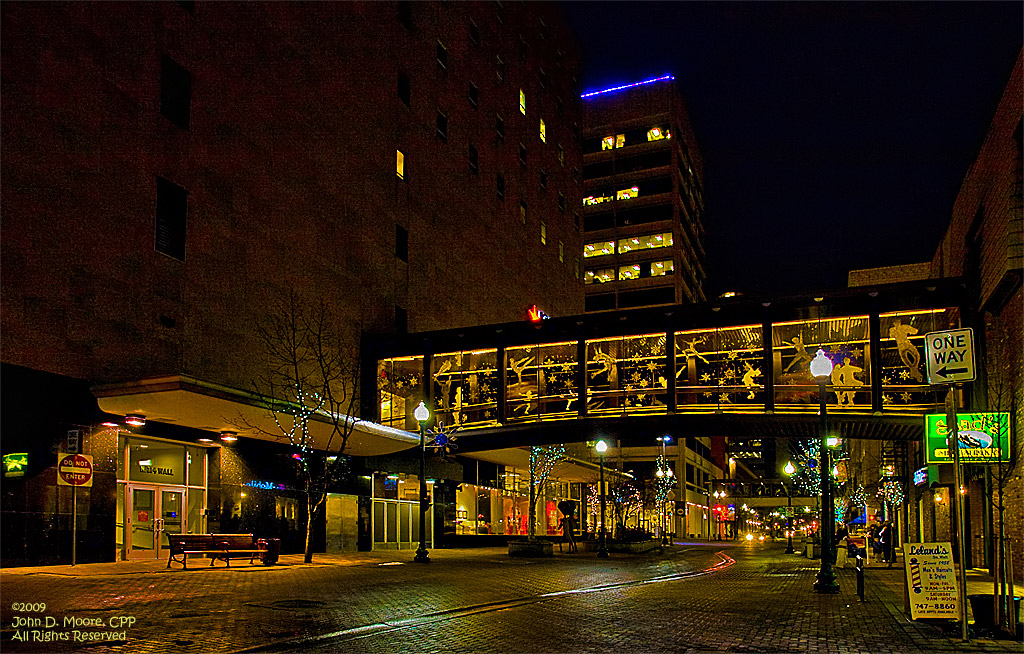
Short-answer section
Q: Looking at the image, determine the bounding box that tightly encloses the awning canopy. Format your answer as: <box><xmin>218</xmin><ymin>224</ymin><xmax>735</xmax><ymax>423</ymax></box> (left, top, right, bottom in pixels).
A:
<box><xmin>92</xmin><ymin>375</ymin><xmax>420</xmax><ymax>456</ymax></box>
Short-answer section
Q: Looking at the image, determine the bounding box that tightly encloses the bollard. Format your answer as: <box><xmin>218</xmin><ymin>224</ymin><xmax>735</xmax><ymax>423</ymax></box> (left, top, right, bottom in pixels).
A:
<box><xmin>856</xmin><ymin>554</ymin><xmax>865</xmax><ymax>602</ymax></box>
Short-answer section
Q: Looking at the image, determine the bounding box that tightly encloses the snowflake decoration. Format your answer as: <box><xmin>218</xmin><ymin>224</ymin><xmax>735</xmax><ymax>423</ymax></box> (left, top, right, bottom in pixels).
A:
<box><xmin>882</xmin><ymin>394</ymin><xmax>893</xmax><ymax>405</ymax></box>
<box><xmin>900</xmin><ymin>392</ymin><xmax>912</xmax><ymax>403</ymax></box>
<box><xmin>724</xmin><ymin>368</ymin><xmax>736</xmax><ymax>380</ymax></box>
<box><xmin>703</xmin><ymin>391</ymin><xmax>714</xmax><ymax>398</ymax></box>
<box><xmin>631</xmin><ymin>371</ymin><xmax>642</xmax><ymax>383</ymax></box>
<box><xmin>646</xmin><ymin>362</ymin><xmax>660</xmax><ymax>374</ymax></box>
<box><xmin>637</xmin><ymin>393</ymin><xmax>647</xmax><ymax>402</ymax></box>
<box><xmin>700</xmin><ymin>372</ymin><xmax>712</xmax><ymax>383</ymax></box>
<box><xmin>899</xmin><ymin>370</ymin><xmax>910</xmax><ymax>380</ymax></box>
<box><xmin>882</xmin><ymin>376</ymin><xmax>891</xmax><ymax>385</ymax></box>
<box><xmin>719</xmin><ymin>392</ymin><xmax>730</xmax><ymax>403</ymax></box>
<box><xmin>727</xmin><ymin>351</ymin><xmax>739</xmax><ymax>360</ymax></box>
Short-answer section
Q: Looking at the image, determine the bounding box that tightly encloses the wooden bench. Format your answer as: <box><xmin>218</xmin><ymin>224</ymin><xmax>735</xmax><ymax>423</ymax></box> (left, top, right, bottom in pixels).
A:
<box><xmin>166</xmin><ymin>533</ymin><xmax>267</xmax><ymax>569</ymax></box>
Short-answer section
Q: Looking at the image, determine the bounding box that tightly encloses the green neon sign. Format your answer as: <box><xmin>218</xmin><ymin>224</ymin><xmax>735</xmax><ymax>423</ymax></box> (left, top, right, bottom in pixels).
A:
<box><xmin>924</xmin><ymin>413</ymin><xmax>1010</xmax><ymax>464</ymax></box>
<box><xmin>3</xmin><ymin>453</ymin><xmax>28</xmax><ymax>477</ymax></box>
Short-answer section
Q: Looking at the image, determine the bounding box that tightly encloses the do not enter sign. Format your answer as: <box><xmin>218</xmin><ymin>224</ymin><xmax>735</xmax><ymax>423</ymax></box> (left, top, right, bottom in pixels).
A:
<box><xmin>57</xmin><ymin>453</ymin><xmax>94</xmax><ymax>487</ymax></box>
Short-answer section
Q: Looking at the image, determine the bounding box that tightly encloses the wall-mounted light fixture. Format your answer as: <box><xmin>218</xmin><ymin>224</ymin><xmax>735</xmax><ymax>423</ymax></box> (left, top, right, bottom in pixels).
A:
<box><xmin>220</xmin><ymin>431</ymin><xmax>238</xmax><ymax>442</ymax></box>
<box><xmin>125</xmin><ymin>414</ymin><xmax>146</xmax><ymax>427</ymax></box>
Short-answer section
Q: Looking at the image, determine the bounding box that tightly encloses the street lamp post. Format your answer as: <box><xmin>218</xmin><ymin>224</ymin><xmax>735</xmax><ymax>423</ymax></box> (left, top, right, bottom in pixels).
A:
<box><xmin>413</xmin><ymin>401</ymin><xmax>430</xmax><ymax>563</ymax></box>
<box><xmin>596</xmin><ymin>440</ymin><xmax>609</xmax><ymax>558</ymax></box>
<box><xmin>784</xmin><ymin>461</ymin><xmax>796</xmax><ymax>554</ymax></box>
<box><xmin>656</xmin><ymin>435</ymin><xmax>672</xmax><ymax>545</ymax></box>
<box><xmin>810</xmin><ymin>349</ymin><xmax>839</xmax><ymax>593</ymax></box>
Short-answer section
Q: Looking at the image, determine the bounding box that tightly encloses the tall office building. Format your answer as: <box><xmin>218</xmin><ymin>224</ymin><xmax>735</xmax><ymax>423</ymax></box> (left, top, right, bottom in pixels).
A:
<box><xmin>580</xmin><ymin>75</ymin><xmax>707</xmax><ymax>312</ymax></box>
<box><xmin>0</xmin><ymin>1</ymin><xmax>583</xmax><ymax>564</ymax></box>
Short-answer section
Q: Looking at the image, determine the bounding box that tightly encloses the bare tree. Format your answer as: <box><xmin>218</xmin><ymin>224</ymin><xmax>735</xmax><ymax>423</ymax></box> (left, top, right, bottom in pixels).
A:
<box><xmin>239</xmin><ymin>291</ymin><xmax>361</xmax><ymax>563</ymax></box>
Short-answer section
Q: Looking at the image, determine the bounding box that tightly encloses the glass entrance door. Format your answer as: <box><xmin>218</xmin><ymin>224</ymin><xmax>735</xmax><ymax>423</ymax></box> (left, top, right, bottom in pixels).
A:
<box><xmin>127</xmin><ymin>485</ymin><xmax>185</xmax><ymax>560</ymax></box>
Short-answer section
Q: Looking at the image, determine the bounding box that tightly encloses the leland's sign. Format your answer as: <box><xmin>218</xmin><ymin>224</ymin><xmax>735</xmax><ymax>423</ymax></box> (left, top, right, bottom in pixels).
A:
<box><xmin>905</xmin><ymin>542</ymin><xmax>959</xmax><ymax>620</ymax></box>
<box><xmin>924</xmin><ymin>413</ymin><xmax>1010</xmax><ymax>464</ymax></box>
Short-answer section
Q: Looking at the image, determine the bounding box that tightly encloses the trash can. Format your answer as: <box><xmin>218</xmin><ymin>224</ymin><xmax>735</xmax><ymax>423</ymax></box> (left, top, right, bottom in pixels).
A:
<box><xmin>257</xmin><ymin>538</ymin><xmax>280</xmax><ymax>566</ymax></box>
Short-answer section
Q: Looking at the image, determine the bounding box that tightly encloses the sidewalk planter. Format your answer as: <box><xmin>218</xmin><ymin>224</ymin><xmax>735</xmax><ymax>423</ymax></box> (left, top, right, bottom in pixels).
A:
<box><xmin>508</xmin><ymin>539</ymin><xmax>553</xmax><ymax>557</ymax></box>
<box><xmin>968</xmin><ymin>594</ymin><xmax>1022</xmax><ymax>631</ymax></box>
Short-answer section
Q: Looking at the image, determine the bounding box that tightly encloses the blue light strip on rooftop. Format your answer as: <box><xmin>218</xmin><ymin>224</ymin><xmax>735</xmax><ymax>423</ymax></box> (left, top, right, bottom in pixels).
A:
<box><xmin>580</xmin><ymin>74</ymin><xmax>675</xmax><ymax>99</ymax></box>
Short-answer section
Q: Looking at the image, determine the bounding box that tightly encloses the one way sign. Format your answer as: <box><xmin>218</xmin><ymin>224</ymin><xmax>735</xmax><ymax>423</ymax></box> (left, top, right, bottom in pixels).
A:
<box><xmin>924</xmin><ymin>328</ymin><xmax>976</xmax><ymax>385</ymax></box>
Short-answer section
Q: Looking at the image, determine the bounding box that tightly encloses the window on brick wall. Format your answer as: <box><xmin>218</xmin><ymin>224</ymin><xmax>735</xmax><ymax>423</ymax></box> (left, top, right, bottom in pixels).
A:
<box><xmin>395</xmin><ymin>224</ymin><xmax>408</xmax><ymax>261</ymax></box>
<box><xmin>469</xmin><ymin>144</ymin><xmax>479</xmax><ymax>174</ymax></box>
<box><xmin>496</xmin><ymin>173</ymin><xmax>505</xmax><ymax>200</ymax></box>
<box><xmin>395</xmin><ymin>306</ymin><xmax>408</xmax><ymax>334</ymax></box>
<box><xmin>468</xmin><ymin>82</ymin><xmax>478</xmax><ymax>108</ymax></box>
<box><xmin>398</xmin><ymin>72</ymin><xmax>410</xmax><ymax>107</ymax></box>
<box><xmin>155</xmin><ymin>176</ymin><xmax>187</xmax><ymax>261</ymax></box>
<box><xmin>437</xmin><ymin>41</ymin><xmax>448</xmax><ymax>72</ymax></box>
<box><xmin>397</xmin><ymin>150</ymin><xmax>405</xmax><ymax>179</ymax></box>
<box><xmin>468</xmin><ymin>20</ymin><xmax>480</xmax><ymax>46</ymax></box>
<box><xmin>495</xmin><ymin>114</ymin><xmax>504</xmax><ymax>142</ymax></box>
<box><xmin>436</xmin><ymin>111</ymin><xmax>448</xmax><ymax>142</ymax></box>
<box><xmin>160</xmin><ymin>56</ymin><xmax>191</xmax><ymax>129</ymax></box>
<box><xmin>519</xmin><ymin>143</ymin><xmax>527</xmax><ymax>170</ymax></box>
<box><xmin>398</xmin><ymin>1</ymin><xmax>412</xmax><ymax>29</ymax></box>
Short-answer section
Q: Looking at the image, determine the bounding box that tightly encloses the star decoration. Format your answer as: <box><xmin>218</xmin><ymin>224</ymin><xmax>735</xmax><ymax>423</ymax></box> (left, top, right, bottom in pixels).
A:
<box><xmin>900</xmin><ymin>392</ymin><xmax>912</xmax><ymax>403</ymax></box>
<box><xmin>882</xmin><ymin>376</ymin><xmax>891</xmax><ymax>385</ymax></box>
<box><xmin>484</xmin><ymin>410</ymin><xmax>492</xmax><ymax>418</ymax></box>
<box><xmin>637</xmin><ymin>393</ymin><xmax>647</xmax><ymax>402</ymax></box>
<box><xmin>899</xmin><ymin>370</ymin><xmax>910</xmax><ymax>380</ymax></box>
<box><xmin>883</xmin><ymin>394</ymin><xmax>893</xmax><ymax>405</ymax></box>
<box><xmin>646</xmin><ymin>361</ymin><xmax>660</xmax><ymax>374</ymax></box>
<box><xmin>727</xmin><ymin>351</ymin><xmax>739</xmax><ymax>360</ymax></box>
<box><xmin>719</xmin><ymin>393</ymin><xmax>730</xmax><ymax>403</ymax></box>
<box><xmin>703</xmin><ymin>391</ymin><xmax>714</xmax><ymax>398</ymax></box>
<box><xmin>700</xmin><ymin>372</ymin><xmax>712</xmax><ymax>383</ymax></box>
<box><xmin>625</xmin><ymin>384</ymin><xmax>635</xmax><ymax>392</ymax></box>
<box><xmin>718</xmin><ymin>378</ymin><xmax>726</xmax><ymax>386</ymax></box>
<box><xmin>724</xmin><ymin>368</ymin><xmax>736</xmax><ymax>380</ymax></box>
<box><xmin>561</xmin><ymin>363</ymin><xmax>573</xmax><ymax>373</ymax></box>
<box><xmin>852</xmin><ymin>348</ymin><xmax>863</xmax><ymax>359</ymax></box>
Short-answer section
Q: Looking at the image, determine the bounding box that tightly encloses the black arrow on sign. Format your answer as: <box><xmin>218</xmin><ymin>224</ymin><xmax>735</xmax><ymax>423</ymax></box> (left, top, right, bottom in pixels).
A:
<box><xmin>936</xmin><ymin>365</ymin><xmax>968</xmax><ymax>378</ymax></box>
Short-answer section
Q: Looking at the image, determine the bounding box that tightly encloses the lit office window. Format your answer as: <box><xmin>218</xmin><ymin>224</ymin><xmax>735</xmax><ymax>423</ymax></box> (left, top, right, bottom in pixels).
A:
<box><xmin>539</xmin><ymin>118</ymin><xmax>546</xmax><ymax>143</ymax></box>
<box><xmin>584</xmin><ymin>240</ymin><xmax>615</xmax><ymax>258</ymax></box>
<box><xmin>647</xmin><ymin>126</ymin><xmax>671</xmax><ymax>141</ymax></box>
<box><xmin>519</xmin><ymin>89</ymin><xmax>526</xmax><ymax>114</ymax></box>
<box><xmin>616</xmin><ymin>186</ymin><xmax>639</xmax><ymax>200</ymax></box>
<box><xmin>619</xmin><ymin>264</ymin><xmax>642</xmax><ymax>281</ymax></box>
<box><xmin>585</xmin><ymin>268</ymin><xmax>615</xmax><ymax>284</ymax></box>
<box><xmin>602</xmin><ymin>134</ymin><xmax>625</xmax><ymax>150</ymax></box>
<box><xmin>649</xmin><ymin>259</ymin><xmax>674</xmax><ymax>277</ymax></box>
<box><xmin>397</xmin><ymin>150</ymin><xmax>405</xmax><ymax>179</ymax></box>
<box><xmin>617</xmin><ymin>232</ymin><xmax>673</xmax><ymax>254</ymax></box>
<box><xmin>583</xmin><ymin>195</ymin><xmax>613</xmax><ymax>206</ymax></box>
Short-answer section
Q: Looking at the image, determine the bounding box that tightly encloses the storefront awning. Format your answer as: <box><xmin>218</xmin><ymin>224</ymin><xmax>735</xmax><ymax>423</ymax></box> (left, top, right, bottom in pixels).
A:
<box><xmin>92</xmin><ymin>375</ymin><xmax>420</xmax><ymax>456</ymax></box>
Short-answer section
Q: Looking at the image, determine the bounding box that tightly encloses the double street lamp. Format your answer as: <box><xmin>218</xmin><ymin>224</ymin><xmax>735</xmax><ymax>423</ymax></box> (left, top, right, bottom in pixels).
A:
<box><xmin>810</xmin><ymin>349</ymin><xmax>839</xmax><ymax>594</ymax></box>
<box><xmin>783</xmin><ymin>461</ymin><xmax>796</xmax><ymax>554</ymax></box>
<box><xmin>595</xmin><ymin>440</ymin><xmax>609</xmax><ymax>558</ymax></box>
<box><xmin>655</xmin><ymin>435</ymin><xmax>673</xmax><ymax>545</ymax></box>
<box><xmin>414</xmin><ymin>401</ymin><xmax>431</xmax><ymax>563</ymax></box>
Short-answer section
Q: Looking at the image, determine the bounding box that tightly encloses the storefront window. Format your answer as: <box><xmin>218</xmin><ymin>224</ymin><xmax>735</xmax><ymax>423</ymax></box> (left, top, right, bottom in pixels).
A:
<box><xmin>129</xmin><ymin>440</ymin><xmax>185</xmax><ymax>485</ymax></box>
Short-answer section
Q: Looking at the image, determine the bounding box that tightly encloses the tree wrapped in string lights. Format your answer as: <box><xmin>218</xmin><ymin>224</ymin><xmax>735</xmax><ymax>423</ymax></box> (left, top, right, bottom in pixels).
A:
<box><xmin>876</xmin><ymin>478</ymin><xmax>905</xmax><ymax>518</ymax></box>
<box><xmin>527</xmin><ymin>445</ymin><xmax>565</xmax><ymax>539</ymax></box>
<box><xmin>788</xmin><ymin>438</ymin><xmax>821</xmax><ymax>494</ymax></box>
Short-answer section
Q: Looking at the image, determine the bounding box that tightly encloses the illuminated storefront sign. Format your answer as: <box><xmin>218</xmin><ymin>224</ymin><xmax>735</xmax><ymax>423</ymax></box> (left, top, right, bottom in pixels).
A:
<box><xmin>245</xmin><ymin>480</ymin><xmax>287</xmax><ymax>490</ymax></box>
<box><xmin>924</xmin><ymin>413</ymin><xmax>1010</xmax><ymax>464</ymax></box>
<box><xmin>3</xmin><ymin>453</ymin><xmax>28</xmax><ymax>478</ymax></box>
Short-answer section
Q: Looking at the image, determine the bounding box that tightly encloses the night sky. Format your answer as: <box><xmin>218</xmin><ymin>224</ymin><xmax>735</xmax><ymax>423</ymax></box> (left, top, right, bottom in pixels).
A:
<box><xmin>562</xmin><ymin>2</ymin><xmax>1023</xmax><ymax>297</ymax></box>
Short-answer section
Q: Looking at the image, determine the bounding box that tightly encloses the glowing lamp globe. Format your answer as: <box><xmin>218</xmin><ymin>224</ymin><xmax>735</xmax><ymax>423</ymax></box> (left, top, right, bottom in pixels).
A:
<box><xmin>595</xmin><ymin>440</ymin><xmax>608</xmax><ymax>454</ymax></box>
<box><xmin>656</xmin><ymin>469</ymin><xmax>664</xmax><ymax>478</ymax></box>
<box><xmin>784</xmin><ymin>461</ymin><xmax>796</xmax><ymax>476</ymax></box>
<box><xmin>809</xmin><ymin>349</ymin><xmax>834</xmax><ymax>378</ymax></box>
<box><xmin>413</xmin><ymin>401</ymin><xmax>430</xmax><ymax>423</ymax></box>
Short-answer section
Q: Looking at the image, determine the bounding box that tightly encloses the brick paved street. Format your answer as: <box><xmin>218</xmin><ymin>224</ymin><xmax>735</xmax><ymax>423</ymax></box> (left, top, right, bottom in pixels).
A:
<box><xmin>1</xmin><ymin>542</ymin><xmax>1019</xmax><ymax>653</ymax></box>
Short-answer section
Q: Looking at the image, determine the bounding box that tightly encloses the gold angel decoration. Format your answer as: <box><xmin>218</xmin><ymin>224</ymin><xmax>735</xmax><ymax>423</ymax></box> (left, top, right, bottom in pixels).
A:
<box><xmin>741</xmin><ymin>361</ymin><xmax>762</xmax><ymax>399</ymax></box>
<box><xmin>589</xmin><ymin>346</ymin><xmax>616</xmax><ymax>377</ymax></box>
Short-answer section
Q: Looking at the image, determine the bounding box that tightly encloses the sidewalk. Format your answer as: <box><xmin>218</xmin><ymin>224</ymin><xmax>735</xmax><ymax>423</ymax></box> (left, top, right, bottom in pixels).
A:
<box><xmin>0</xmin><ymin>542</ymin><xmax>1019</xmax><ymax>653</ymax></box>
